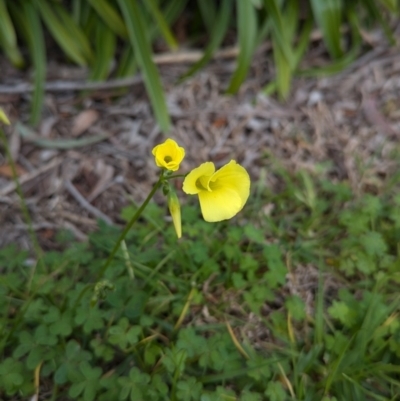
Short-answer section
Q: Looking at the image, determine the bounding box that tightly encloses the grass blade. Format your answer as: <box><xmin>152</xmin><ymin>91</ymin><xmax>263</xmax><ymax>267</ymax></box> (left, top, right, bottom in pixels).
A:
<box><xmin>21</xmin><ymin>2</ymin><xmax>46</xmax><ymax>125</ymax></box>
<box><xmin>53</xmin><ymin>2</ymin><xmax>94</xmax><ymax>63</ymax></box>
<box><xmin>262</xmin><ymin>0</ymin><xmax>297</xmax><ymax>98</ymax></box>
<box><xmin>90</xmin><ymin>19</ymin><xmax>116</xmax><ymax>81</ymax></box>
<box><xmin>363</xmin><ymin>0</ymin><xmax>396</xmax><ymax>44</ymax></box>
<box><xmin>117</xmin><ymin>0</ymin><xmax>170</xmax><ymax>132</ymax></box>
<box><xmin>226</xmin><ymin>0</ymin><xmax>258</xmax><ymax>94</ymax></box>
<box><xmin>272</xmin><ymin>38</ymin><xmax>291</xmax><ymax>100</ymax></box>
<box><xmin>263</xmin><ymin>0</ymin><xmax>296</xmax><ymax>68</ymax></box>
<box><xmin>196</xmin><ymin>0</ymin><xmax>217</xmax><ymax>32</ymax></box>
<box><xmin>115</xmin><ymin>45</ymin><xmax>137</xmax><ymax>78</ymax></box>
<box><xmin>0</xmin><ymin>0</ymin><xmax>24</xmax><ymax>67</ymax></box>
<box><xmin>310</xmin><ymin>0</ymin><xmax>343</xmax><ymax>59</ymax></box>
<box><xmin>144</xmin><ymin>0</ymin><xmax>178</xmax><ymax>50</ymax></box>
<box><xmin>34</xmin><ymin>0</ymin><xmax>92</xmax><ymax>66</ymax></box>
<box><xmin>178</xmin><ymin>0</ymin><xmax>231</xmax><ymax>82</ymax></box>
<box><xmin>163</xmin><ymin>0</ymin><xmax>190</xmax><ymax>25</ymax></box>
<box><xmin>379</xmin><ymin>0</ymin><xmax>398</xmax><ymax>12</ymax></box>
<box><xmin>87</xmin><ymin>0</ymin><xmax>128</xmax><ymax>38</ymax></box>
<box><xmin>298</xmin><ymin>5</ymin><xmax>361</xmax><ymax>78</ymax></box>
<box><xmin>292</xmin><ymin>17</ymin><xmax>313</xmax><ymax>67</ymax></box>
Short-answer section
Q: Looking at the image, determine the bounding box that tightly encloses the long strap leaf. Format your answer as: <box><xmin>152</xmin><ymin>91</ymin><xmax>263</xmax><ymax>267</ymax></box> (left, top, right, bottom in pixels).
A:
<box><xmin>117</xmin><ymin>0</ymin><xmax>170</xmax><ymax>133</ymax></box>
<box><xmin>179</xmin><ymin>0</ymin><xmax>231</xmax><ymax>83</ymax></box>
<box><xmin>0</xmin><ymin>0</ymin><xmax>24</xmax><ymax>67</ymax></box>
<box><xmin>21</xmin><ymin>2</ymin><xmax>46</xmax><ymax>125</ymax></box>
<box><xmin>226</xmin><ymin>0</ymin><xmax>258</xmax><ymax>94</ymax></box>
<box><xmin>87</xmin><ymin>0</ymin><xmax>128</xmax><ymax>38</ymax></box>
<box><xmin>34</xmin><ymin>0</ymin><xmax>92</xmax><ymax>66</ymax></box>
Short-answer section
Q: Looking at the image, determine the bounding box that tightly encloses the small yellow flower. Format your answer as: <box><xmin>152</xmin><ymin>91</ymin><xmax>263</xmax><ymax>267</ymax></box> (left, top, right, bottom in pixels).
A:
<box><xmin>168</xmin><ymin>190</ymin><xmax>182</xmax><ymax>238</ymax></box>
<box><xmin>183</xmin><ymin>160</ymin><xmax>250</xmax><ymax>222</ymax></box>
<box><xmin>152</xmin><ymin>139</ymin><xmax>185</xmax><ymax>171</ymax></box>
<box><xmin>0</xmin><ymin>108</ymin><xmax>10</xmax><ymax>125</ymax></box>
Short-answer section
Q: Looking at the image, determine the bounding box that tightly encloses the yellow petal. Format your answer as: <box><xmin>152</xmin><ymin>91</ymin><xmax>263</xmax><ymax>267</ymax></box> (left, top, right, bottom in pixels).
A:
<box><xmin>182</xmin><ymin>162</ymin><xmax>215</xmax><ymax>194</ymax></box>
<box><xmin>198</xmin><ymin>187</ymin><xmax>243</xmax><ymax>222</ymax></box>
<box><xmin>183</xmin><ymin>160</ymin><xmax>250</xmax><ymax>222</ymax></box>
<box><xmin>152</xmin><ymin>138</ymin><xmax>185</xmax><ymax>171</ymax></box>
<box><xmin>209</xmin><ymin>160</ymin><xmax>250</xmax><ymax>207</ymax></box>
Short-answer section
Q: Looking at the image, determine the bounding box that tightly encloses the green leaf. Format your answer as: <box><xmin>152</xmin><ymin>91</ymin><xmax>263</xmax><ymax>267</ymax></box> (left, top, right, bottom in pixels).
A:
<box><xmin>54</xmin><ymin>340</ymin><xmax>92</xmax><ymax>385</ymax></box>
<box><xmin>90</xmin><ymin>338</ymin><xmax>114</xmax><ymax>362</ymax></box>
<box><xmin>118</xmin><ymin>367</ymin><xmax>151</xmax><ymax>401</ymax></box>
<box><xmin>117</xmin><ymin>0</ymin><xmax>171</xmax><ymax>133</ymax></box>
<box><xmin>0</xmin><ymin>358</ymin><xmax>25</xmax><ymax>394</ymax></box>
<box><xmin>74</xmin><ymin>304</ymin><xmax>104</xmax><ymax>334</ymax></box>
<box><xmin>226</xmin><ymin>0</ymin><xmax>257</xmax><ymax>93</ymax></box>
<box><xmin>263</xmin><ymin>244</ymin><xmax>287</xmax><ymax>288</ymax></box>
<box><xmin>363</xmin><ymin>0</ymin><xmax>396</xmax><ymax>44</ymax></box>
<box><xmin>176</xmin><ymin>328</ymin><xmax>207</xmax><ymax>358</ymax></box>
<box><xmin>162</xmin><ymin>348</ymin><xmax>187</xmax><ymax>375</ymax></box>
<box><xmin>197</xmin><ymin>0</ymin><xmax>217</xmax><ymax>32</ymax></box>
<box><xmin>0</xmin><ymin>0</ymin><xmax>24</xmax><ymax>67</ymax></box>
<box><xmin>87</xmin><ymin>0</ymin><xmax>127</xmax><ymax>38</ymax></box>
<box><xmin>13</xmin><ymin>331</ymin><xmax>35</xmax><ymax>358</ymax></box>
<box><xmin>68</xmin><ymin>361</ymin><xmax>102</xmax><ymax>401</ymax></box>
<box><xmin>115</xmin><ymin>45</ymin><xmax>137</xmax><ymax>78</ymax></box>
<box><xmin>244</xmin><ymin>225</ymin><xmax>265</xmax><ymax>244</ymax></box>
<box><xmin>176</xmin><ymin>377</ymin><xmax>203</xmax><ymax>401</ymax></box>
<box><xmin>108</xmin><ymin>318</ymin><xmax>141</xmax><ymax>349</ymax></box>
<box><xmin>285</xmin><ymin>295</ymin><xmax>306</xmax><ymax>321</ymax></box>
<box><xmin>144</xmin><ymin>0</ymin><xmax>178</xmax><ymax>50</ymax></box>
<box><xmin>20</xmin><ymin>1</ymin><xmax>46</xmax><ymax>125</ymax></box>
<box><xmin>360</xmin><ymin>231</ymin><xmax>388</xmax><ymax>257</ymax></box>
<box><xmin>264</xmin><ymin>381</ymin><xmax>287</xmax><ymax>401</ymax></box>
<box><xmin>328</xmin><ymin>301</ymin><xmax>356</xmax><ymax>326</ymax></box>
<box><xmin>35</xmin><ymin>0</ymin><xmax>92</xmax><ymax>66</ymax></box>
<box><xmin>240</xmin><ymin>391</ymin><xmax>263</xmax><ymax>401</ymax></box>
<box><xmin>379</xmin><ymin>0</ymin><xmax>398</xmax><ymax>12</ymax></box>
<box><xmin>179</xmin><ymin>0</ymin><xmax>231</xmax><ymax>82</ymax></box>
<box><xmin>246</xmin><ymin>356</ymin><xmax>272</xmax><ymax>381</ymax></box>
<box><xmin>309</xmin><ymin>0</ymin><xmax>343</xmax><ymax>58</ymax></box>
<box><xmin>89</xmin><ymin>18</ymin><xmax>116</xmax><ymax>81</ymax></box>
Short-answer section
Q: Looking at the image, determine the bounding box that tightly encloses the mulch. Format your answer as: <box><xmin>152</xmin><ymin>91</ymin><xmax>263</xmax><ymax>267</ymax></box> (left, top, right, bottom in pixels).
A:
<box><xmin>1</xmin><ymin>27</ymin><xmax>399</xmax><ymax>251</ymax></box>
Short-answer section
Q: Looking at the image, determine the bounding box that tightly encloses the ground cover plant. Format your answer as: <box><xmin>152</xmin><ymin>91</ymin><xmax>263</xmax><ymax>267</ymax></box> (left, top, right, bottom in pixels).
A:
<box><xmin>0</xmin><ymin>0</ymin><xmax>398</xmax><ymax>128</ymax></box>
<box><xmin>1</xmin><ymin>125</ymin><xmax>400</xmax><ymax>400</ymax></box>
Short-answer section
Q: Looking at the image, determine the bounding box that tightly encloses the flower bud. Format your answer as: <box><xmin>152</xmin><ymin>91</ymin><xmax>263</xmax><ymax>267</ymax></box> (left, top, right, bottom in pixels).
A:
<box><xmin>0</xmin><ymin>108</ymin><xmax>10</xmax><ymax>125</ymax></box>
<box><xmin>168</xmin><ymin>190</ymin><xmax>182</xmax><ymax>239</ymax></box>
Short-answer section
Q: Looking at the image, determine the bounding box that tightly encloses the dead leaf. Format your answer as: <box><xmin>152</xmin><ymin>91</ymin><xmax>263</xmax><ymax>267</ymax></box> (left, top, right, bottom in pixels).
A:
<box><xmin>212</xmin><ymin>117</ymin><xmax>227</xmax><ymax>128</ymax></box>
<box><xmin>71</xmin><ymin>109</ymin><xmax>99</xmax><ymax>137</ymax></box>
<box><xmin>0</xmin><ymin>164</ymin><xmax>27</xmax><ymax>178</ymax></box>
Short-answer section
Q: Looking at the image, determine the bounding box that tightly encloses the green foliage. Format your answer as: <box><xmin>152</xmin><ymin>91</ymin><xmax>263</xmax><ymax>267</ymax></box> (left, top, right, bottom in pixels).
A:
<box><xmin>1</xmin><ymin>159</ymin><xmax>400</xmax><ymax>400</ymax></box>
<box><xmin>1</xmin><ymin>0</ymin><xmax>398</xmax><ymax>126</ymax></box>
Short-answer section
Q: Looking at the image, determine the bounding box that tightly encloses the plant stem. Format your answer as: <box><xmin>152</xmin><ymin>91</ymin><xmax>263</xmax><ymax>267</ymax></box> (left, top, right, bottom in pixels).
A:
<box><xmin>164</xmin><ymin>173</ymin><xmax>187</xmax><ymax>179</ymax></box>
<box><xmin>97</xmin><ymin>172</ymin><xmax>164</xmax><ymax>279</ymax></box>
<box><xmin>0</xmin><ymin>127</ymin><xmax>45</xmax><ymax>291</ymax></box>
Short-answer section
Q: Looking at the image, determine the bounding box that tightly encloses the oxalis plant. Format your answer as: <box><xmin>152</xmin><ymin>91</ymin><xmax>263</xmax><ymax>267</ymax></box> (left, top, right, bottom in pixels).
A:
<box><xmin>1</xmin><ymin>108</ymin><xmax>251</xmax><ymax>302</ymax></box>
<box><xmin>95</xmin><ymin>138</ymin><xmax>251</xmax><ymax>302</ymax></box>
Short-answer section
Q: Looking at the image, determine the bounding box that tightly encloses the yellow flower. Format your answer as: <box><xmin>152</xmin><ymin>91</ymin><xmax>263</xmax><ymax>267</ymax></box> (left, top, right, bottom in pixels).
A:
<box><xmin>0</xmin><ymin>108</ymin><xmax>10</xmax><ymax>125</ymax></box>
<box><xmin>152</xmin><ymin>139</ymin><xmax>185</xmax><ymax>171</ymax></box>
<box><xmin>168</xmin><ymin>190</ymin><xmax>182</xmax><ymax>238</ymax></box>
<box><xmin>182</xmin><ymin>160</ymin><xmax>250</xmax><ymax>222</ymax></box>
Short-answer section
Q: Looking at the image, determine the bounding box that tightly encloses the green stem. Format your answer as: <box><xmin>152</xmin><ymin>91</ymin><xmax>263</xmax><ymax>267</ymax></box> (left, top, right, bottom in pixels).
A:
<box><xmin>0</xmin><ymin>127</ymin><xmax>45</xmax><ymax>290</ymax></box>
<box><xmin>97</xmin><ymin>172</ymin><xmax>164</xmax><ymax>279</ymax></box>
<box><xmin>164</xmin><ymin>173</ymin><xmax>188</xmax><ymax>179</ymax></box>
